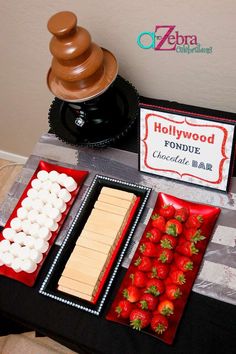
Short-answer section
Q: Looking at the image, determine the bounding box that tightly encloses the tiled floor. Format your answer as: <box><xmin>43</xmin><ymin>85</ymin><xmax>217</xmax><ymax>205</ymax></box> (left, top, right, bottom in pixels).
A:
<box><xmin>0</xmin><ymin>159</ymin><xmax>78</xmax><ymax>353</ymax></box>
<box><xmin>0</xmin><ymin>159</ymin><xmax>23</xmax><ymax>203</ymax></box>
<box><xmin>0</xmin><ymin>331</ymin><xmax>77</xmax><ymax>353</ymax></box>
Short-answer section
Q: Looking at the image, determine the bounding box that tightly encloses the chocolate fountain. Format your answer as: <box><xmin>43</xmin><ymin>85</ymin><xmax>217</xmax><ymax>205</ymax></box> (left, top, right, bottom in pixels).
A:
<box><xmin>47</xmin><ymin>11</ymin><xmax>138</xmax><ymax>147</ymax></box>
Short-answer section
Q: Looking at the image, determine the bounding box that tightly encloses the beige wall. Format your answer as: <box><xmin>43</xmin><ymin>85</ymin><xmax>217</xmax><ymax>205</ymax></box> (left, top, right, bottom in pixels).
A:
<box><xmin>0</xmin><ymin>0</ymin><xmax>235</xmax><ymax>157</ymax></box>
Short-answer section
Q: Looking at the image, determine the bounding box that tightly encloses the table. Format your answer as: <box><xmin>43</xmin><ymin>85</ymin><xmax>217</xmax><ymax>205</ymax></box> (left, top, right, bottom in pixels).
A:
<box><xmin>0</xmin><ymin>132</ymin><xmax>236</xmax><ymax>354</ymax></box>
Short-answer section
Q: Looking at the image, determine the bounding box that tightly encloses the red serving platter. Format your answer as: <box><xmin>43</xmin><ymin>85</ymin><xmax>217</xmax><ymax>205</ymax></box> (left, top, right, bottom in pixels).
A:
<box><xmin>0</xmin><ymin>160</ymin><xmax>88</xmax><ymax>286</ymax></box>
<box><xmin>106</xmin><ymin>192</ymin><xmax>221</xmax><ymax>344</ymax></box>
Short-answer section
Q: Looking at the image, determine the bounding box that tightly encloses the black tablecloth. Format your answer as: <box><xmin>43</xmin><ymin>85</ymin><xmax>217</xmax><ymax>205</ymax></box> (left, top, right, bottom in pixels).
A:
<box><xmin>1</xmin><ymin>126</ymin><xmax>236</xmax><ymax>354</ymax></box>
<box><xmin>1</xmin><ymin>258</ymin><xmax>236</xmax><ymax>354</ymax></box>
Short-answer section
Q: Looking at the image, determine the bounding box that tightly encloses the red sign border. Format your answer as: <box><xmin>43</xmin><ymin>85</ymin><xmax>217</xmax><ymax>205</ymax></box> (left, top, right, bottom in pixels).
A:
<box><xmin>139</xmin><ymin>100</ymin><xmax>236</xmax><ymax>192</ymax></box>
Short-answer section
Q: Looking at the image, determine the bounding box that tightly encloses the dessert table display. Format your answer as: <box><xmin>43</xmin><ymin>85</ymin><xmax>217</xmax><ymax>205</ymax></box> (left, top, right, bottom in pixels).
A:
<box><xmin>0</xmin><ymin>133</ymin><xmax>235</xmax><ymax>354</ymax></box>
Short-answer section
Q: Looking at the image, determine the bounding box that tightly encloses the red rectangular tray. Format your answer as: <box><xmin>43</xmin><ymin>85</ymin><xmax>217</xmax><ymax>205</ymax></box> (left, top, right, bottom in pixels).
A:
<box><xmin>0</xmin><ymin>160</ymin><xmax>88</xmax><ymax>286</ymax></box>
<box><xmin>106</xmin><ymin>192</ymin><xmax>220</xmax><ymax>344</ymax></box>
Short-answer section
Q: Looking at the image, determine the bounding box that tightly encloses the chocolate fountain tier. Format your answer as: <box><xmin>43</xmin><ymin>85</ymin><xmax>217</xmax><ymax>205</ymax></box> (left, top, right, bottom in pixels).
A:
<box><xmin>47</xmin><ymin>11</ymin><xmax>118</xmax><ymax>102</ymax></box>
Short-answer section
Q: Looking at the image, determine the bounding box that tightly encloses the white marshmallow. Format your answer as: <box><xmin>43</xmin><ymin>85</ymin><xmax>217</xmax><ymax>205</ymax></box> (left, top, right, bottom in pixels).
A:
<box><xmin>0</xmin><ymin>239</ymin><xmax>11</xmax><ymax>252</ymax></box>
<box><xmin>37</xmin><ymin>170</ymin><xmax>49</xmax><ymax>182</ymax></box>
<box><xmin>29</xmin><ymin>223</ymin><xmax>40</xmax><ymax>237</ymax></box>
<box><xmin>2</xmin><ymin>228</ymin><xmax>16</xmax><ymax>242</ymax></box>
<box><xmin>51</xmin><ymin>207</ymin><xmax>61</xmax><ymax>220</ymax></box>
<box><xmin>58</xmin><ymin>188</ymin><xmax>71</xmax><ymax>203</ymax></box>
<box><xmin>29</xmin><ymin>249</ymin><xmax>43</xmax><ymax>264</ymax></box>
<box><xmin>10</xmin><ymin>217</ymin><xmax>22</xmax><ymax>232</ymax></box>
<box><xmin>28</xmin><ymin>210</ymin><xmax>39</xmax><ymax>223</ymax></box>
<box><xmin>55</xmin><ymin>213</ymin><xmax>62</xmax><ymax>223</ymax></box>
<box><xmin>43</xmin><ymin>202</ymin><xmax>53</xmax><ymax>211</ymax></box>
<box><xmin>11</xmin><ymin>257</ymin><xmax>22</xmax><ymax>272</ymax></box>
<box><xmin>18</xmin><ymin>246</ymin><xmax>31</xmax><ymax>259</ymax></box>
<box><xmin>38</xmin><ymin>189</ymin><xmax>51</xmax><ymax>203</ymax></box>
<box><xmin>21</xmin><ymin>220</ymin><xmax>32</xmax><ymax>234</ymax></box>
<box><xmin>42</xmin><ymin>205</ymin><xmax>52</xmax><ymax>217</ymax></box>
<box><xmin>27</xmin><ymin>188</ymin><xmax>38</xmax><ymax>200</ymax></box>
<box><xmin>48</xmin><ymin>191</ymin><xmax>58</xmax><ymax>201</ymax></box>
<box><xmin>44</xmin><ymin>217</ymin><xmax>54</xmax><ymax>230</ymax></box>
<box><xmin>50</xmin><ymin>182</ymin><xmax>61</xmax><ymax>195</ymax></box>
<box><xmin>34</xmin><ymin>239</ymin><xmax>49</xmax><ymax>253</ymax></box>
<box><xmin>57</xmin><ymin>173</ymin><xmax>67</xmax><ymax>186</ymax></box>
<box><xmin>64</xmin><ymin>176</ymin><xmax>77</xmax><ymax>192</ymax></box>
<box><xmin>21</xmin><ymin>258</ymin><xmax>37</xmax><ymax>273</ymax></box>
<box><xmin>17</xmin><ymin>207</ymin><xmax>28</xmax><ymax>220</ymax></box>
<box><xmin>23</xmin><ymin>235</ymin><xmax>35</xmax><ymax>249</ymax></box>
<box><xmin>2</xmin><ymin>252</ymin><xmax>14</xmax><ymax>266</ymax></box>
<box><xmin>44</xmin><ymin>206</ymin><xmax>61</xmax><ymax>221</ymax></box>
<box><xmin>51</xmin><ymin>197</ymin><xmax>66</xmax><ymax>212</ymax></box>
<box><xmin>48</xmin><ymin>170</ymin><xmax>59</xmax><ymax>182</ymax></box>
<box><xmin>38</xmin><ymin>227</ymin><xmax>51</xmax><ymax>241</ymax></box>
<box><xmin>36</xmin><ymin>214</ymin><xmax>47</xmax><ymax>227</ymax></box>
<box><xmin>10</xmin><ymin>243</ymin><xmax>22</xmax><ymax>257</ymax></box>
<box><xmin>14</xmin><ymin>232</ymin><xmax>26</xmax><ymax>245</ymax></box>
<box><xmin>41</xmin><ymin>180</ymin><xmax>53</xmax><ymax>191</ymax></box>
<box><xmin>31</xmin><ymin>178</ymin><xmax>42</xmax><ymax>190</ymax></box>
<box><xmin>43</xmin><ymin>219</ymin><xmax>58</xmax><ymax>232</ymax></box>
<box><xmin>61</xmin><ymin>203</ymin><xmax>67</xmax><ymax>213</ymax></box>
<box><xmin>49</xmin><ymin>222</ymin><xmax>58</xmax><ymax>232</ymax></box>
<box><xmin>31</xmin><ymin>199</ymin><xmax>44</xmax><ymax>213</ymax></box>
<box><xmin>21</xmin><ymin>197</ymin><xmax>33</xmax><ymax>211</ymax></box>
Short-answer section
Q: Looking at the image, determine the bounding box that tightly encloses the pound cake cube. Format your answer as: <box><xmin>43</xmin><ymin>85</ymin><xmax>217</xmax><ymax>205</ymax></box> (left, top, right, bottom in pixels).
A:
<box><xmin>76</xmin><ymin>237</ymin><xmax>112</xmax><ymax>255</ymax></box>
<box><xmin>79</xmin><ymin>229</ymin><xmax>115</xmax><ymax>246</ymax></box>
<box><xmin>98</xmin><ymin>193</ymin><xmax>132</xmax><ymax>209</ymax></box>
<box><xmin>58</xmin><ymin>285</ymin><xmax>92</xmax><ymax>301</ymax></box>
<box><xmin>100</xmin><ymin>187</ymin><xmax>136</xmax><ymax>202</ymax></box>
<box><xmin>94</xmin><ymin>200</ymin><xmax>130</xmax><ymax>216</ymax></box>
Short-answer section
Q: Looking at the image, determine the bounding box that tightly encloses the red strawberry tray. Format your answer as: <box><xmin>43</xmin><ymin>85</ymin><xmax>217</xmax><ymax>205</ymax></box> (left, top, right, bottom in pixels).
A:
<box><xmin>106</xmin><ymin>192</ymin><xmax>221</xmax><ymax>344</ymax></box>
<box><xmin>0</xmin><ymin>160</ymin><xmax>88</xmax><ymax>286</ymax></box>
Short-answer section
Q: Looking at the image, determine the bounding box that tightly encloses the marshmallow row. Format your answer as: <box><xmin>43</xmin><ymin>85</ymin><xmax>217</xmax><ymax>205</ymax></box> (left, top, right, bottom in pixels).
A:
<box><xmin>0</xmin><ymin>238</ymin><xmax>45</xmax><ymax>273</ymax></box>
<box><xmin>36</xmin><ymin>170</ymin><xmax>77</xmax><ymax>192</ymax></box>
<box><xmin>0</xmin><ymin>169</ymin><xmax>77</xmax><ymax>273</ymax></box>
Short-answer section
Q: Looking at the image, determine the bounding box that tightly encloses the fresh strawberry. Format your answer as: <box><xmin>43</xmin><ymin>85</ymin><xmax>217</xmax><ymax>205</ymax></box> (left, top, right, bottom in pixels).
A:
<box><xmin>130</xmin><ymin>309</ymin><xmax>151</xmax><ymax>330</ymax></box>
<box><xmin>157</xmin><ymin>300</ymin><xmax>174</xmax><ymax>316</ymax></box>
<box><xmin>156</xmin><ymin>246</ymin><xmax>174</xmax><ymax>264</ymax></box>
<box><xmin>115</xmin><ymin>299</ymin><xmax>133</xmax><ymax>319</ymax></box>
<box><xmin>160</xmin><ymin>234</ymin><xmax>177</xmax><ymax>249</ymax></box>
<box><xmin>176</xmin><ymin>240</ymin><xmax>199</xmax><ymax>257</ymax></box>
<box><xmin>138</xmin><ymin>293</ymin><xmax>158</xmax><ymax>311</ymax></box>
<box><xmin>165</xmin><ymin>284</ymin><xmax>182</xmax><ymax>300</ymax></box>
<box><xmin>183</xmin><ymin>228</ymin><xmax>206</xmax><ymax>243</ymax></box>
<box><xmin>150</xmin><ymin>314</ymin><xmax>168</xmax><ymax>334</ymax></box>
<box><xmin>145</xmin><ymin>278</ymin><xmax>165</xmax><ymax>296</ymax></box>
<box><xmin>174</xmin><ymin>207</ymin><xmax>190</xmax><ymax>223</ymax></box>
<box><xmin>139</xmin><ymin>241</ymin><xmax>157</xmax><ymax>257</ymax></box>
<box><xmin>174</xmin><ymin>254</ymin><xmax>194</xmax><ymax>272</ymax></box>
<box><xmin>133</xmin><ymin>256</ymin><xmax>152</xmax><ymax>272</ymax></box>
<box><xmin>169</xmin><ymin>269</ymin><xmax>186</xmax><ymax>285</ymax></box>
<box><xmin>165</xmin><ymin>219</ymin><xmax>183</xmax><ymax>236</ymax></box>
<box><xmin>148</xmin><ymin>261</ymin><xmax>169</xmax><ymax>280</ymax></box>
<box><xmin>123</xmin><ymin>285</ymin><xmax>141</xmax><ymax>303</ymax></box>
<box><xmin>151</xmin><ymin>214</ymin><xmax>166</xmax><ymax>232</ymax></box>
<box><xmin>146</xmin><ymin>228</ymin><xmax>162</xmax><ymax>243</ymax></box>
<box><xmin>130</xmin><ymin>271</ymin><xmax>147</xmax><ymax>288</ymax></box>
<box><xmin>185</xmin><ymin>214</ymin><xmax>204</xmax><ymax>229</ymax></box>
<box><xmin>159</xmin><ymin>204</ymin><xmax>175</xmax><ymax>219</ymax></box>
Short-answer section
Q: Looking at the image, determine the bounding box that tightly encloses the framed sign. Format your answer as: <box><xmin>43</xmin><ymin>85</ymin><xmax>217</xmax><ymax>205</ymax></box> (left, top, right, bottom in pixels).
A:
<box><xmin>139</xmin><ymin>97</ymin><xmax>236</xmax><ymax>192</ymax></box>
